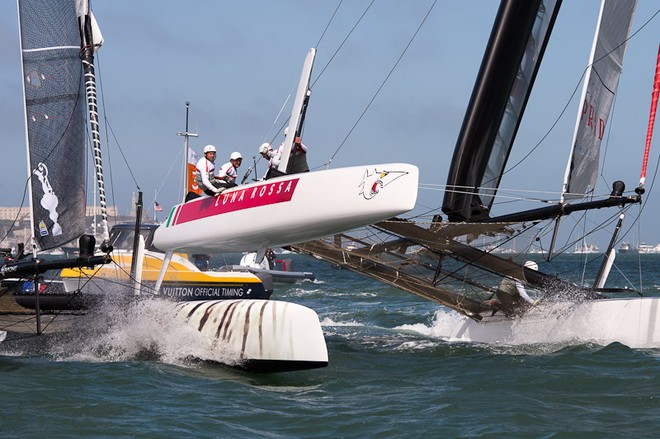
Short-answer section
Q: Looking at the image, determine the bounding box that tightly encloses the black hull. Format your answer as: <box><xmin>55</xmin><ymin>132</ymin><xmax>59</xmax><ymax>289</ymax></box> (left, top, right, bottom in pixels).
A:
<box><xmin>13</xmin><ymin>294</ymin><xmax>100</xmax><ymax>311</ymax></box>
<box><xmin>235</xmin><ymin>359</ymin><xmax>328</xmax><ymax>373</ymax></box>
<box><xmin>220</xmin><ymin>265</ymin><xmax>315</xmax><ymax>284</ymax></box>
<box><xmin>157</xmin><ymin>281</ymin><xmax>271</xmax><ymax>301</ymax></box>
<box><xmin>3</xmin><ymin>278</ymin><xmax>271</xmax><ymax>311</ymax></box>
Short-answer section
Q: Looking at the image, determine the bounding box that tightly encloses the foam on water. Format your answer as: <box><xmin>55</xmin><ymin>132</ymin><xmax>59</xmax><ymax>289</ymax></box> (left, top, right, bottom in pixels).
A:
<box><xmin>392</xmin><ymin>299</ymin><xmax>660</xmax><ymax>352</ymax></box>
<box><xmin>43</xmin><ymin>298</ymin><xmax>242</xmax><ymax>367</ymax></box>
<box><xmin>320</xmin><ymin>317</ymin><xmax>365</xmax><ymax>327</ymax></box>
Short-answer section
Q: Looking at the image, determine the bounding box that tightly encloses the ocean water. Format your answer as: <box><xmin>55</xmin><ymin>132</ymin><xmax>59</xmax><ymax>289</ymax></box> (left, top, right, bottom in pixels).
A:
<box><xmin>1</xmin><ymin>253</ymin><xmax>660</xmax><ymax>438</ymax></box>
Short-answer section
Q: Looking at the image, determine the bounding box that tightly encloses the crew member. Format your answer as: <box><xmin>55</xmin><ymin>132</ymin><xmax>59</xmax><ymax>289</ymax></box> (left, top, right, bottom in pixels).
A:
<box><xmin>258</xmin><ymin>142</ymin><xmax>284</xmax><ymax>180</ymax></box>
<box><xmin>485</xmin><ymin>260</ymin><xmax>538</xmax><ymax>316</ymax></box>
<box><xmin>258</xmin><ymin>126</ymin><xmax>309</xmax><ymax>180</ymax></box>
<box><xmin>217</xmin><ymin>151</ymin><xmax>243</xmax><ymax>188</ymax></box>
<box><xmin>281</xmin><ymin>126</ymin><xmax>309</xmax><ymax>174</ymax></box>
<box><xmin>194</xmin><ymin>144</ymin><xmax>224</xmax><ymax>197</ymax></box>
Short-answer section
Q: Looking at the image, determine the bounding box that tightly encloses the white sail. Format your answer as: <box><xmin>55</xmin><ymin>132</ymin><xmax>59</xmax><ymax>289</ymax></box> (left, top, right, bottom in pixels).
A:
<box><xmin>278</xmin><ymin>48</ymin><xmax>316</xmax><ymax>173</ymax></box>
<box><xmin>561</xmin><ymin>0</ymin><xmax>637</xmax><ymax>200</ymax></box>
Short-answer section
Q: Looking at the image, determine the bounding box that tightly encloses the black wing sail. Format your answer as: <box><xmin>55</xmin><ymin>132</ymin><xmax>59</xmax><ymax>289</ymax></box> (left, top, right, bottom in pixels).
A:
<box><xmin>442</xmin><ymin>0</ymin><xmax>561</xmax><ymax>222</ymax></box>
<box><xmin>19</xmin><ymin>0</ymin><xmax>87</xmax><ymax>251</ymax></box>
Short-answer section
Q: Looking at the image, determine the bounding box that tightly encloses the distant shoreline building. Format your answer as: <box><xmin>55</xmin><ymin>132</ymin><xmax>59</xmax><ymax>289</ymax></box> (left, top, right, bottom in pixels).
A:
<box><xmin>0</xmin><ymin>205</ymin><xmax>120</xmax><ymax>220</ymax></box>
<box><xmin>0</xmin><ymin>205</ymin><xmax>123</xmax><ymax>250</ymax></box>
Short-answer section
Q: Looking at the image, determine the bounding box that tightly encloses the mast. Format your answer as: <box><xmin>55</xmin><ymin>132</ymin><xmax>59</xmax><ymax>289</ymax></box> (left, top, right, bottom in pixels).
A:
<box><xmin>277</xmin><ymin>48</ymin><xmax>316</xmax><ymax>174</ymax></box>
<box><xmin>17</xmin><ymin>0</ymin><xmax>35</xmax><ymax>260</ymax></box>
<box><xmin>78</xmin><ymin>2</ymin><xmax>112</xmax><ymax>252</ymax></box>
<box><xmin>593</xmin><ymin>214</ymin><xmax>624</xmax><ymax>289</ymax></box>
<box><xmin>177</xmin><ymin>101</ymin><xmax>198</xmax><ymax>203</ymax></box>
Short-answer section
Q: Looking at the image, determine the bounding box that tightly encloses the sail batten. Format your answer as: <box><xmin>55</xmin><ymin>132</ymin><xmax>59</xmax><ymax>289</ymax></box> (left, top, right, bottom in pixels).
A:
<box><xmin>23</xmin><ymin>46</ymin><xmax>80</xmax><ymax>52</ymax></box>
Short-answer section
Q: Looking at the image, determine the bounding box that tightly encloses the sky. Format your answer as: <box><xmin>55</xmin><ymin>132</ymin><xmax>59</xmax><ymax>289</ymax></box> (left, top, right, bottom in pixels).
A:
<box><xmin>0</xmin><ymin>0</ymin><xmax>658</xmax><ymax>250</ymax></box>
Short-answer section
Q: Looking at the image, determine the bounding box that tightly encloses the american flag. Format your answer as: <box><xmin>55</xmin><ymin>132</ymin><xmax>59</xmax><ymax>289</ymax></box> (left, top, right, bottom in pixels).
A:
<box><xmin>154</xmin><ymin>201</ymin><xmax>163</xmax><ymax>212</ymax></box>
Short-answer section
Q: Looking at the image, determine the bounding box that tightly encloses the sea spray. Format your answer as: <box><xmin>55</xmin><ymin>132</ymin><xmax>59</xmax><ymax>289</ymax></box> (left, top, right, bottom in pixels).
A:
<box><xmin>40</xmin><ymin>293</ymin><xmax>242</xmax><ymax>367</ymax></box>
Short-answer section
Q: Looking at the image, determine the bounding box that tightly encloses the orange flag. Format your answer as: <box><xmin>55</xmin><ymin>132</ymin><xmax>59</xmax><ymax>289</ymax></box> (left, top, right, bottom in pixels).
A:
<box><xmin>188</xmin><ymin>148</ymin><xmax>202</xmax><ymax>195</ymax></box>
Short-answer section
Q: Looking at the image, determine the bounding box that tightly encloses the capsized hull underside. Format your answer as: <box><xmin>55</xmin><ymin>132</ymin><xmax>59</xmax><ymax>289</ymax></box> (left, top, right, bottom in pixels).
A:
<box><xmin>154</xmin><ymin>163</ymin><xmax>419</xmax><ymax>253</ymax></box>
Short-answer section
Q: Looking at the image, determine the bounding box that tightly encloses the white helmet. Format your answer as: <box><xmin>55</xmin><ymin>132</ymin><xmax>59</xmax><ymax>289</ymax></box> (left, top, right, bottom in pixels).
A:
<box><xmin>524</xmin><ymin>260</ymin><xmax>538</xmax><ymax>271</ymax></box>
<box><xmin>284</xmin><ymin>126</ymin><xmax>289</xmax><ymax>136</ymax></box>
<box><xmin>230</xmin><ymin>151</ymin><xmax>242</xmax><ymax>160</ymax></box>
<box><xmin>258</xmin><ymin>143</ymin><xmax>272</xmax><ymax>155</ymax></box>
<box><xmin>203</xmin><ymin>144</ymin><xmax>216</xmax><ymax>154</ymax></box>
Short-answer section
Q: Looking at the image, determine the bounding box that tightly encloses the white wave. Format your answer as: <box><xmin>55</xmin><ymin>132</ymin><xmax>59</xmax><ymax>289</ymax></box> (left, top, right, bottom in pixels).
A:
<box><xmin>396</xmin><ymin>299</ymin><xmax>660</xmax><ymax>351</ymax></box>
<box><xmin>320</xmin><ymin>317</ymin><xmax>365</xmax><ymax>327</ymax></box>
<box><xmin>51</xmin><ymin>298</ymin><xmax>241</xmax><ymax>367</ymax></box>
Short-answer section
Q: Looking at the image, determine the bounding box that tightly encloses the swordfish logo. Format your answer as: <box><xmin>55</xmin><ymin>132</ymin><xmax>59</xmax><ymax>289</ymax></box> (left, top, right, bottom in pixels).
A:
<box><xmin>33</xmin><ymin>162</ymin><xmax>63</xmax><ymax>237</ymax></box>
<box><xmin>358</xmin><ymin>168</ymin><xmax>409</xmax><ymax>200</ymax></box>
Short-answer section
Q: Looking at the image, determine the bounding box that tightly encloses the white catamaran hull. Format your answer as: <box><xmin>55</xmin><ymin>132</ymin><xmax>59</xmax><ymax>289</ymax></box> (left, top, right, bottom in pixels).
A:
<box><xmin>174</xmin><ymin>299</ymin><xmax>328</xmax><ymax>372</ymax></box>
<box><xmin>154</xmin><ymin>163</ymin><xmax>418</xmax><ymax>253</ymax></box>
<box><xmin>438</xmin><ymin>297</ymin><xmax>660</xmax><ymax>349</ymax></box>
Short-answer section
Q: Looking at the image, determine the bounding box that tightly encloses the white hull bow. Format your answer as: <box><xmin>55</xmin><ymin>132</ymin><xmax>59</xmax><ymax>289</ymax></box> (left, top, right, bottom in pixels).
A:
<box><xmin>436</xmin><ymin>297</ymin><xmax>660</xmax><ymax>349</ymax></box>
<box><xmin>174</xmin><ymin>299</ymin><xmax>328</xmax><ymax>372</ymax></box>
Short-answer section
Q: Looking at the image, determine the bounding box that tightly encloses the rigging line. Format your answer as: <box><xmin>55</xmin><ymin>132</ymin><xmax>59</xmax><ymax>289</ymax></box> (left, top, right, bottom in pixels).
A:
<box><xmin>636</xmin><ymin>207</ymin><xmax>644</xmax><ymax>293</ymax></box>
<box><xmin>325</xmin><ymin>0</ymin><xmax>438</xmax><ymax>165</ymax></box>
<box><xmin>75</xmin><ymin>256</ymin><xmax>159</xmax><ymax>296</ymax></box>
<box><xmin>595</xmin><ymin>7</ymin><xmax>659</xmax><ymax>67</ymax></box>
<box><xmin>103</xmin><ymin>121</ymin><xmax>140</xmax><ymax>190</ymax></box>
<box><xmin>607</xmin><ymin>259</ymin><xmax>639</xmax><ymax>293</ymax></box>
<box><xmin>263</xmin><ymin>0</ymin><xmax>360</xmax><ymax>140</ymax></box>
<box><xmin>0</xmin><ymin>177</ymin><xmax>31</xmax><ymax>246</ymax></box>
<box><xmin>496</xmin><ymin>8</ymin><xmax>660</xmax><ymax>183</ymax></box>
<box><xmin>501</xmin><ymin>69</ymin><xmax>587</xmax><ymax>181</ymax></box>
<box><xmin>264</xmin><ymin>94</ymin><xmax>291</xmax><ymax>143</ymax></box>
<box><xmin>314</xmin><ymin>0</ymin><xmax>343</xmax><ymax>50</ymax></box>
<box><xmin>310</xmin><ymin>0</ymin><xmax>375</xmax><ymax>89</ymax></box>
<box><xmin>367</xmin><ymin>224</ymin><xmax>501</xmax><ymax>288</ymax></box>
<box><xmin>421</xmin><ymin>183</ymin><xmax>572</xmax><ymax>198</ymax></box>
<box><xmin>95</xmin><ymin>52</ymin><xmax>140</xmax><ymax>192</ymax></box>
<box><xmin>614</xmin><ymin>150</ymin><xmax>660</xmax><ymax>248</ymax></box>
<box><xmin>95</xmin><ymin>54</ymin><xmax>119</xmax><ymax>217</ymax></box>
<box><xmin>598</xmin><ymin>91</ymin><xmax>617</xmax><ymax>189</ymax></box>
<box><xmin>562</xmin><ymin>207</ymin><xmax>621</xmax><ymax>261</ymax></box>
<box><xmin>155</xmin><ymin>144</ymin><xmax>184</xmax><ymax>204</ymax></box>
